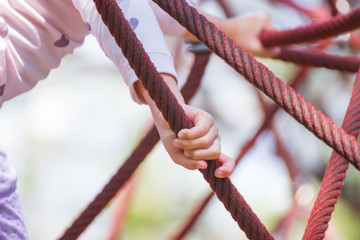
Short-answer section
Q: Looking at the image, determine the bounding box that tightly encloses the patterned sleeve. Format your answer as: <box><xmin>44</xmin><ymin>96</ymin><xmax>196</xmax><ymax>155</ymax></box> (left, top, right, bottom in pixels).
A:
<box><xmin>0</xmin><ymin>0</ymin><xmax>89</xmax><ymax>107</ymax></box>
<box><xmin>72</xmin><ymin>0</ymin><xmax>178</xmax><ymax>104</ymax></box>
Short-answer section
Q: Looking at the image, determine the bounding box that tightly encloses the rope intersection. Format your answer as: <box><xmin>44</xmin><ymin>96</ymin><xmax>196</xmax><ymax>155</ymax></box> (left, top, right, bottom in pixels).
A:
<box><xmin>58</xmin><ymin>0</ymin><xmax>360</xmax><ymax>239</ymax></box>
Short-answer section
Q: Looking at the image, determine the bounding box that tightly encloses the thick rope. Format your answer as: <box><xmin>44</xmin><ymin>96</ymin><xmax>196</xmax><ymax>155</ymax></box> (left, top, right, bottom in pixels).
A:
<box><xmin>59</xmin><ymin>127</ymin><xmax>159</xmax><ymax>240</ymax></box>
<box><xmin>171</xmin><ymin>67</ymin><xmax>309</xmax><ymax>239</ymax></box>
<box><xmin>277</xmin><ymin>47</ymin><xmax>360</xmax><ymax>72</ymax></box>
<box><xmin>303</xmin><ymin>69</ymin><xmax>360</xmax><ymax>240</ymax></box>
<box><xmin>59</xmin><ymin>52</ymin><xmax>210</xmax><ymax>240</ymax></box>
<box><xmin>261</xmin><ymin>6</ymin><xmax>360</xmax><ymax>47</ymax></box>
<box><xmin>92</xmin><ymin>1</ymin><xmax>274</xmax><ymax>239</ymax></box>
<box><xmin>152</xmin><ymin>0</ymin><xmax>360</xmax><ymax>171</ymax></box>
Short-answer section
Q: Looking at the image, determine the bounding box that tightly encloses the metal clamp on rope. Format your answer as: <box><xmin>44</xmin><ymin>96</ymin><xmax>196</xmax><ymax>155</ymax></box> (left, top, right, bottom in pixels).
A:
<box><xmin>186</xmin><ymin>41</ymin><xmax>211</xmax><ymax>54</ymax></box>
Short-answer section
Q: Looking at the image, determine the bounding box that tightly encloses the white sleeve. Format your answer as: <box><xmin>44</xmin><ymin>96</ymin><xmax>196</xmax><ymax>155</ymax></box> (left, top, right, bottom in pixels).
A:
<box><xmin>72</xmin><ymin>0</ymin><xmax>178</xmax><ymax>104</ymax></box>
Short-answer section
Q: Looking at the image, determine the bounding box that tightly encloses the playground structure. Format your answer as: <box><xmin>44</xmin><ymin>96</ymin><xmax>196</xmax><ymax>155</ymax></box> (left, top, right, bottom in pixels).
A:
<box><xmin>23</xmin><ymin>0</ymin><xmax>360</xmax><ymax>239</ymax></box>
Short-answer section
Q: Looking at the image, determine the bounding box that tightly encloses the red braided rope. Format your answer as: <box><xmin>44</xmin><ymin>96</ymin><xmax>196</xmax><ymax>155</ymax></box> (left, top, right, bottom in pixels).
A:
<box><xmin>261</xmin><ymin>6</ymin><xmax>360</xmax><ymax>47</ymax></box>
<box><xmin>92</xmin><ymin>1</ymin><xmax>274</xmax><ymax>239</ymax></box>
<box><xmin>59</xmin><ymin>52</ymin><xmax>210</xmax><ymax>240</ymax></box>
<box><xmin>303</xmin><ymin>69</ymin><xmax>360</xmax><ymax>240</ymax></box>
<box><xmin>277</xmin><ymin>47</ymin><xmax>360</xmax><ymax>72</ymax></box>
<box><xmin>95</xmin><ymin>1</ymin><xmax>273</xmax><ymax>238</ymax></box>
<box><xmin>171</xmin><ymin>67</ymin><xmax>309</xmax><ymax>239</ymax></box>
<box><xmin>59</xmin><ymin>127</ymin><xmax>159</xmax><ymax>240</ymax></box>
<box><xmin>152</xmin><ymin>0</ymin><xmax>360</xmax><ymax>171</ymax></box>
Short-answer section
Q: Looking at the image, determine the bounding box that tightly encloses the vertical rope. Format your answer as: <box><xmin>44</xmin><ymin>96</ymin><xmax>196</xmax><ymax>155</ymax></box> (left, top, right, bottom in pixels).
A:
<box><xmin>327</xmin><ymin>0</ymin><xmax>339</xmax><ymax>15</ymax></box>
<box><xmin>91</xmin><ymin>1</ymin><xmax>273</xmax><ymax>239</ymax></box>
<box><xmin>261</xmin><ymin>6</ymin><xmax>360</xmax><ymax>47</ymax></box>
<box><xmin>303</xmin><ymin>69</ymin><xmax>360</xmax><ymax>240</ymax></box>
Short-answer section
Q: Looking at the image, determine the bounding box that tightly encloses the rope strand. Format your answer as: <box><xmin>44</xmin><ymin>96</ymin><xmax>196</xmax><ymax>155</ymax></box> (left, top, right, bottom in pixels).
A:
<box><xmin>59</xmin><ymin>52</ymin><xmax>210</xmax><ymax>240</ymax></box>
<box><xmin>91</xmin><ymin>0</ymin><xmax>273</xmax><ymax>239</ymax></box>
<box><xmin>152</xmin><ymin>0</ymin><xmax>360</xmax><ymax>171</ymax></box>
<box><xmin>303</xmin><ymin>69</ymin><xmax>360</xmax><ymax>240</ymax></box>
<box><xmin>277</xmin><ymin>47</ymin><xmax>360</xmax><ymax>72</ymax></box>
<box><xmin>261</xmin><ymin>6</ymin><xmax>360</xmax><ymax>47</ymax></box>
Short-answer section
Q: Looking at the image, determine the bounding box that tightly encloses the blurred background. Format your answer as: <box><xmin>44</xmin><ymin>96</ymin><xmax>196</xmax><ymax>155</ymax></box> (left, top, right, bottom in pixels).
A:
<box><xmin>0</xmin><ymin>0</ymin><xmax>360</xmax><ymax>239</ymax></box>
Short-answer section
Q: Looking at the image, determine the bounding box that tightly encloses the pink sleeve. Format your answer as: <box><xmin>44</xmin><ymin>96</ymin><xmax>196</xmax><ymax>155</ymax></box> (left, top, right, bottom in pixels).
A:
<box><xmin>0</xmin><ymin>0</ymin><xmax>88</xmax><ymax>106</ymax></box>
<box><xmin>72</xmin><ymin>0</ymin><xmax>178</xmax><ymax>104</ymax></box>
<box><xmin>149</xmin><ymin>0</ymin><xmax>187</xmax><ymax>38</ymax></box>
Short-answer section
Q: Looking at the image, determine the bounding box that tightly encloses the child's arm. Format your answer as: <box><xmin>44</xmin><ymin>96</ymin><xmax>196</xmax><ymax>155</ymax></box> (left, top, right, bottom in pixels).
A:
<box><xmin>73</xmin><ymin>0</ymin><xmax>235</xmax><ymax>177</ymax></box>
<box><xmin>134</xmin><ymin>75</ymin><xmax>235</xmax><ymax>178</ymax></box>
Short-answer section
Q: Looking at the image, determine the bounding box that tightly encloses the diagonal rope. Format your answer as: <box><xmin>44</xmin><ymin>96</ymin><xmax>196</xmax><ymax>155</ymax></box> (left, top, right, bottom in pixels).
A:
<box><xmin>260</xmin><ymin>6</ymin><xmax>360</xmax><ymax>47</ymax></box>
<box><xmin>303</xmin><ymin>69</ymin><xmax>360</xmax><ymax>240</ymax></box>
<box><xmin>152</xmin><ymin>0</ymin><xmax>360</xmax><ymax>171</ymax></box>
<box><xmin>170</xmin><ymin>67</ymin><xmax>310</xmax><ymax>240</ymax></box>
<box><xmin>59</xmin><ymin>51</ymin><xmax>210</xmax><ymax>240</ymax></box>
<box><xmin>91</xmin><ymin>1</ymin><xmax>274</xmax><ymax>239</ymax></box>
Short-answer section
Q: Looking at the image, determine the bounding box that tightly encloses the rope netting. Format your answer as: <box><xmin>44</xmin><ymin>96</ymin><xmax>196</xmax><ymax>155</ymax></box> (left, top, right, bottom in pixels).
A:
<box><xmin>58</xmin><ymin>0</ymin><xmax>360</xmax><ymax>239</ymax></box>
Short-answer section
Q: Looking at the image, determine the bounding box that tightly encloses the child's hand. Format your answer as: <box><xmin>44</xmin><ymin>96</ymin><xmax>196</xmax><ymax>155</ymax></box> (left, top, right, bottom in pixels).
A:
<box><xmin>135</xmin><ymin>75</ymin><xmax>235</xmax><ymax>178</ymax></box>
<box><xmin>183</xmin><ymin>11</ymin><xmax>280</xmax><ymax>58</ymax></box>
<box><xmin>223</xmin><ymin>12</ymin><xmax>281</xmax><ymax>58</ymax></box>
<box><xmin>154</xmin><ymin>104</ymin><xmax>235</xmax><ymax>178</ymax></box>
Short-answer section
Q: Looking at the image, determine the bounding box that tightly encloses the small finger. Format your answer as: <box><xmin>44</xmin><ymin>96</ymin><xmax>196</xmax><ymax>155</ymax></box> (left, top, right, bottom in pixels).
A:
<box><xmin>178</xmin><ymin>107</ymin><xmax>214</xmax><ymax>139</ymax></box>
<box><xmin>183</xmin><ymin>138</ymin><xmax>221</xmax><ymax>160</ymax></box>
<box><xmin>214</xmin><ymin>153</ymin><xmax>235</xmax><ymax>178</ymax></box>
<box><xmin>174</xmin><ymin>126</ymin><xmax>218</xmax><ymax>150</ymax></box>
<box><xmin>172</xmin><ymin>152</ymin><xmax>208</xmax><ymax>170</ymax></box>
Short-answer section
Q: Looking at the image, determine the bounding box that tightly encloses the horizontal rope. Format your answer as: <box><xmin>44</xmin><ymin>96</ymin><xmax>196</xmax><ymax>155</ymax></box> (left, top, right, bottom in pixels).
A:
<box><xmin>277</xmin><ymin>47</ymin><xmax>360</xmax><ymax>72</ymax></box>
<box><xmin>261</xmin><ymin>7</ymin><xmax>360</xmax><ymax>47</ymax></box>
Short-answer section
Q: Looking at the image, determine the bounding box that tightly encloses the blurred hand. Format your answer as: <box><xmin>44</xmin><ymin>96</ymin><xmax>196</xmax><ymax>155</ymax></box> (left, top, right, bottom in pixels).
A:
<box><xmin>223</xmin><ymin>12</ymin><xmax>281</xmax><ymax>58</ymax></box>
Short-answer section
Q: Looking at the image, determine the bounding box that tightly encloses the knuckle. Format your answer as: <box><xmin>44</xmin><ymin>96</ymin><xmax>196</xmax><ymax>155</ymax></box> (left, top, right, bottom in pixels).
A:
<box><xmin>211</xmin><ymin>149</ymin><xmax>221</xmax><ymax>159</ymax></box>
<box><xmin>184</xmin><ymin>150</ymin><xmax>195</xmax><ymax>159</ymax></box>
<box><xmin>197</xmin><ymin>138</ymin><xmax>209</xmax><ymax>147</ymax></box>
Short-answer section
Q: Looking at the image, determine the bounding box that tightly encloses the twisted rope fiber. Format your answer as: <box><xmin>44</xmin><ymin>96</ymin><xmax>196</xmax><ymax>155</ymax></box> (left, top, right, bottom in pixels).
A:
<box><xmin>59</xmin><ymin>52</ymin><xmax>210</xmax><ymax>240</ymax></box>
<box><xmin>260</xmin><ymin>6</ymin><xmax>360</xmax><ymax>47</ymax></box>
<box><xmin>91</xmin><ymin>1</ymin><xmax>273</xmax><ymax>239</ymax></box>
<box><xmin>59</xmin><ymin>127</ymin><xmax>159</xmax><ymax>240</ymax></box>
<box><xmin>152</xmin><ymin>0</ymin><xmax>360</xmax><ymax>171</ymax></box>
<box><xmin>172</xmin><ymin>67</ymin><xmax>309</xmax><ymax>240</ymax></box>
<box><xmin>303</xmin><ymin>69</ymin><xmax>360</xmax><ymax>240</ymax></box>
<box><xmin>278</xmin><ymin>47</ymin><xmax>360</xmax><ymax>72</ymax></box>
